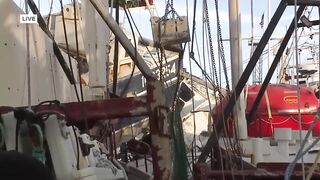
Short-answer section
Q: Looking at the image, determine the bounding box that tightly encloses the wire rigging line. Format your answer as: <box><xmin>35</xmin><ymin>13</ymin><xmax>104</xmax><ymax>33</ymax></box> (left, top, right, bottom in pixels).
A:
<box><xmin>170</xmin><ymin>48</ymin><xmax>185</xmax><ymax>110</ymax></box>
<box><xmin>72</xmin><ymin>1</ymin><xmax>84</xmax><ymax>103</ymax></box>
<box><xmin>202</xmin><ymin>15</ymin><xmax>233</xmax><ymax>172</ymax></box>
<box><xmin>120</xmin><ymin>6</ymin><xmax>138</xmax><ymax>97</ymax></box>
<box><xmin>308</xmin><ymin>12</ymin><xmax>320</xmax><ymax>177</ymax></box>
<box><xmin>72</xmin><ymin>0</ymin><xmax>86</xmax><ymax>170</ymax></box>
<box><xmin>49</xmin><ymin>54</ymin><xmax>57</xmax><ymax>99</ymax></box>
<box><xmin>156</xmin><ymin>0</ymin><xmax>176</xmax><ymax>85</ymax></box>
<box><xmin>126</xmin><ymin>7</ymin><xmax>159</xmax><ymax>69</ymax></box>
<box><xmin>71</xmin><ymin>125</ymin><xmax>80</xmax><ymax>170</ymax></box>
<box><xmin>293</xmin><ymin>0</ymin><xmax>305</xmax><ymax>178</ymax></box>
<box><xmin>112</xmin><ymin>0</ymin><xmax>120</xmax><ymax>95</ymax></box>
<box><xmin>187</xmin><ymin>0</ymin><xmax>198</xmax><ymax>169</ymax></box>
<box><xmin>187</xmin><ymin>41</ymin><xmax>197</xmax><ymax>170</ymax></box>
<box><xmin>194</xmin><ymin>29</ymin><xmax>202</xmax><ymax>72</ymax></box>
<box><xmin>190</xmin><ymin>0</ymin><xmax>197</xmax><ymax>53</ymax></box>
<box><xmin>59</xmin><ymin>0</ymin><xmax>80</xmax><ymax>102</ymax></box>
<box><xmin>211</xmin><ymin>3</ymin><xmax>238</xmax><ymax>171</ymax></box>
<box><xmin>25</xmin><ymin>0</ymin><xmax>31</xmax><ymax>109</ymax></box>
<box><xmin>200</xmin><ymin>2</ymin><xmax>225</xmax><ymax>173</ymax></box>
<box><xmin>46</xmin><ymin>0</ymin><xmax>54</xmax><ymax>26</ymax></box>
<box><xmin>306</xmin><ymin>148</ymin><xmax>320</xmax><ymax>180</ymax></box>
<box><xmin>279</xmin><ymin>7</ymin><xmax>312</xmax><ymax>82</ymax></box>
<box><xmin>204</xmin><ymin>21</ymin><xmax>214</xmax><ymax>81</ymax></box>
<box><xmin>318</xmin><ymin>2</ymin><xmax>320</xmax><ymax>108</ymax></box>
<box><xmin>170</xmin><ymin>3</ymin><xmax>189</xmax><ymax>111</ymax></box>
<box><xmin>249</xmin><ymin>0</ymin><xmax>254</xmax><ymax>59</ymax></box>
<box><xmin>285</xmin><ymin>109</ymin><xmax>320</xmax><ymax>180</ymax></box>
<box><xmin>306</xmin><ymin>6</ymin><xmax>320</xmax><ymax>180</ymax></box>
<box><xmin>201</xmin><ymin>0</ymin><xmax>214</xmax><ymax>151</ymax></box>
<box><xmin>190</xmin><ymin>56</ymin><xmax>221</xmax><ymax>95</ymax></box>
<box><xmin>27</xmin><ymin>0</ymin><xmax>76</xmax><ymax>84</ymax></box>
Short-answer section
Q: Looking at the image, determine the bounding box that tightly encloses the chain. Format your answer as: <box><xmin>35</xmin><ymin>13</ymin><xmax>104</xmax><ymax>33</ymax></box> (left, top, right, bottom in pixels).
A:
<box><xmin>170</xmin><ymin>0</ymin><xmax>174</xmax><ymax>18</ymax></box>
<box><xmin>203</xmin><ymin>0</ymin><xmax>220</xmax><ymax>96</ymax></box>
<box><xmin>161</xmin><ymin>0</ymin><xmax>181</xmax><ymax>20</ymax></box>
<box><xmin>214</xmin><ymin>0</ymin><xmax>231</xmax><ymax>95</ymax></box>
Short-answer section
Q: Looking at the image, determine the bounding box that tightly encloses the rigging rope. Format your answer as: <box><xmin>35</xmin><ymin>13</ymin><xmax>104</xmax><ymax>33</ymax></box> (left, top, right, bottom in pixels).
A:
<box><xmin>306</xmin><ymin>26</ymin><xmax>320</xmax><ymax>177</ymax></box>
<box><xmin>293</xmin><ymin>0</ymin><xmax>305</xmax><ymax>177</ymax></box>
<box><xmin>72</xmin><ymin>0</ymin><xmax>88</xmax><ymax>169</ymax></box>
<box><xmin>59</xmin><ymin>0</ymin><xmax>80</xmax><ymax>102</ymax></box>
<box><xmin>188</xmin><ymin>0</ymin><xmax>198</xmax><ymax>169</ymax></box>
<box><xmin>306</xmin><ymin>149</ymin><xmax>320</xmax><ymax>180</ymax></box>
<box><xmin>187</xmin><ymin>42</ymin><xmax>197</xmax><ymax>172</ymax></box>
<box><xmin>112</xmin><ymin>0</ymin><xmax>120</xmax><ymax>95</ymax></box>
<box><xmin>285</xmin><ymin>109</ymin><xmax>320</xmax><ymax>180</ymax></box>
<box><xmin>279</xmin><ymin>7</ymin><xmax>311</xmax><ymax>83</ymax></box>
<box><xmin>46</xmin><ymin>0</ymin><xmax>54</xmax><ymax>26</ymax></box>
<box><xmin>206</xmin><ymin>1</ymin><xmax>238</xmax><ymax>173</ymax></box>
<box><xmin>201</xmin><ymin>4</ymin><xmax>226</xmax><ymax>172</ymax></box>
<box><xmin>49</xmin><ymin>54</ymin><xmax>57</xmax><ymax>99</ymax></box>
<box><xmin>25</xmin><ymin>1</ymin><xmax>31</xmax><ymax>108</ymax></box>
<box><xmin>27</xmin><ymin>0</ymin><xmax>76</xmax><ymax>84</ymax></box>
<box><xmin>202</xmin><ymin>1</ymin><xmax>230</xmax><ymax>173</ymax></box>
<box><xmin>120</xmin><ymin>6</ymin><xmax>138</xmax><ymax>97</ymax></box>
<box><xmin>126</xmin><ymin>8</ymin><xmax>159</xmax><ymax>69</ymax></box>
<box><xmin>202</xmin><ymin>13</ymin><xmax>234</xmax><ymax>173</ymax></box>
<box><xmin>204</xmin><ymin>25</ymin><xmax>215</xmax><ymax>84</ymax></box>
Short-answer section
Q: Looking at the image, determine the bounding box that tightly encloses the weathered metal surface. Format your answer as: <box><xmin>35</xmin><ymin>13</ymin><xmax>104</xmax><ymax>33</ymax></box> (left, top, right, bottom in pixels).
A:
<box><xmin>147</xmin><ymin>78</ymin><xmax>171</xmax><ymax>180</ymax></box>
<box><xmin>87</xmin><ymin>2</ymin><xmax>173</xmax><ymax>179</ymax></box>
<box><xmin>80</xmin><ymin>0</ymin><xmax>108</xmax><ymax>92</ymax></box>
<box><xmin>114</xmin><ymin>57</ymin><xmax>179</xmax><ymax>96</ymax></box>
<box><xmin>0</xmin><ymin>0</ymin><xmax>81</xmax><ymax>106</ymax></box>
<box><xmin>287</xmin><ymin>0</ymin><xmax>320</xmax><ymax>6</ymax></box>
<box><xmin>0</xmin><ymin>67</ymin><xmax>171</xmax><ymax>180</ymax></box>
<box><xmin>88</xmin><ymin>0</ymin><xmax>155</xmax><ymax>79</ymax></box>
<box><xmin>194</xmin><ymin>163</ymin><xmax>320</xmax><ymax>180</ymax></box>
<box><xmin>27</xmin><ymin>0</ymin><xmax>75</xmax><ymax>84</ymax></box>
<box><xmin>0</xmin><ymin>96</ymin><xmax>148</xmax><ymax>125</ymax></box>
<box><xmin>151</xmin><ymin>16</ymin><xmax>190</xmax><ymax>46</ymax></box>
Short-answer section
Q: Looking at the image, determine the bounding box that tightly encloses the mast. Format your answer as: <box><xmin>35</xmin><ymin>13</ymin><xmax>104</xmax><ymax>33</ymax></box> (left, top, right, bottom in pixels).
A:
<box><xmin>25</xmin><ymin>0</ymin><xmax>31</xmax><ymax>108</ymax></box>
<box><xmin>228</xmin><ymin>0</ymin><xmax>248</xmax><ymax>139</ymax></box>
<box><xmin>80</xmin><ymin>0</ymin><xmax>109</xmax><ymax>99</ymax></box>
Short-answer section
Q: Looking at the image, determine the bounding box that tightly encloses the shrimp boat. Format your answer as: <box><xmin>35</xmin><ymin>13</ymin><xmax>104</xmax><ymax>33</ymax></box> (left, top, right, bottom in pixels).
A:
<box><xmin>0</xmin><ymin>0</ymin><xmax>191</xmax><ymax>179</ymax></box>
<box><xmin>203</xmin><ymin>1</ymin><xmax>320</xmax><ymax>179</ymax></box>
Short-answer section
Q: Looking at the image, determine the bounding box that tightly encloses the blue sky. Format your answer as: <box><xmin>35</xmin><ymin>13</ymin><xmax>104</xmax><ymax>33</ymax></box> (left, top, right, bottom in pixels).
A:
<box><xmin>13</xmin><ymin>0</ymin><xmax>320</xmax><ymax>87</ymax></box>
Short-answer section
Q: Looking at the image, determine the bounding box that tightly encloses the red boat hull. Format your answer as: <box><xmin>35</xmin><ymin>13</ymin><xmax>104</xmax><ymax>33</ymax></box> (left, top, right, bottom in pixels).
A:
<box><xmin>213</xmin><ymin>84</ymin><xmax>320</xmax><ymax>137</ymax></box>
